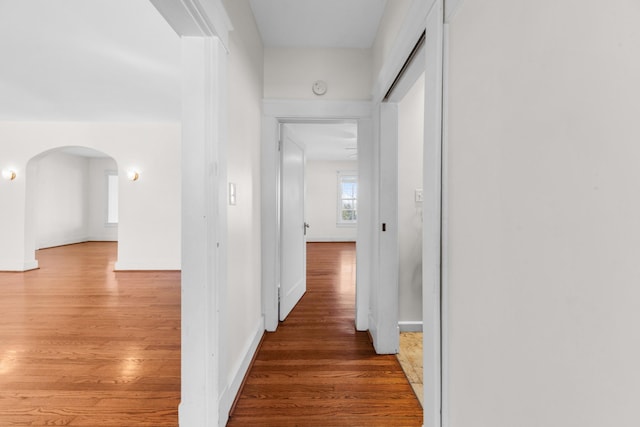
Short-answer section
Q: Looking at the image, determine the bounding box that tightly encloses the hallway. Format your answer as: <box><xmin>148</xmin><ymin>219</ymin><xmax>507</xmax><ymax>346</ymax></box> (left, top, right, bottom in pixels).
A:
<box><xmin>228</xmin><ymin>242</ymin><xmax>422</xmax><ymax>426</ymax></box>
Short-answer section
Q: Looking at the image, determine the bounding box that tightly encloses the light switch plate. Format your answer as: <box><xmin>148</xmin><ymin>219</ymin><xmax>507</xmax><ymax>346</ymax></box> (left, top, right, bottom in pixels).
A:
<box><xmin>229</xmin><ymin>182</ymin><xmax>237</xmax><ymax>206</ymax></box>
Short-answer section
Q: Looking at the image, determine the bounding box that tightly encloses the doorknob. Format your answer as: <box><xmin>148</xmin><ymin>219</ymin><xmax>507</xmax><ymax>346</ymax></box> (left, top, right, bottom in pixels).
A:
<box><xmin>304</xmin><ymin>222</ymin><xmax>310</xmax><ymax>235</ymax></box>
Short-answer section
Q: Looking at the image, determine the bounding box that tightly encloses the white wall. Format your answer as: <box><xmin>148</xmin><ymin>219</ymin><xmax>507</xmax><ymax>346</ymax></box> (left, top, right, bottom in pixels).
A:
<box><xmin>371</xmin><ymin>0</ymin><xmax>412</xmax><ymax>84</ymax></box>
<box><xmin>447</xmin><ymin>1</ymin><xmax>640</xmax><ymax>426</ymax></box>
<box><xmin>220</xmin><ymin>0</ymin><xmax>264</xmax><ymax>422</ymax></box>
<box><xmin>88</xmin><ymin>157</ymin><xmax>118</xmax><ymax>241</ymax></box>
<box><xmin>34</xmin><ymin>152</ymin><xmax>90</xmax><ymax>249</ymax></box>
<box><xmin>398</xmin><ymin>73</ymin><xmax>424</xmax><ymax>324</ymax></box>
<box><xmin>306</xmin><ymin>160</ymin><xmax>358</xmax><ymax>242</ymax></box>
<box><xmin>264</xmin><ymin>47</ymin><xmax>372</xmax><ymax>100</ymax></box>
<box><xmin>0</xmin><ymin>122</ymin><xmax>181</xmax><ymax>271</ymax></box>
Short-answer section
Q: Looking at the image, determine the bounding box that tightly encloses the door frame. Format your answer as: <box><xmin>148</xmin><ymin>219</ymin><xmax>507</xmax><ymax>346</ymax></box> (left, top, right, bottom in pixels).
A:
<box><xmin>372</xmin><ymin>0</ymin><xmax>451</xmax><ymax>426</ymax></box>
<box><xmin>261</xmin><ymin>100</ymin><xmax>372</xmax><ymax>332</ymax></box>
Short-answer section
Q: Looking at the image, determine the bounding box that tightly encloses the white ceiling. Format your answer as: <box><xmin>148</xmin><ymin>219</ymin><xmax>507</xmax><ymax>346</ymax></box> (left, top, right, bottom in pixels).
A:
<box><xmin>285</xmin><ymin>123</ymin><xmax>357</xmax><ymax>161</ymax></box>
<box><xmin>0</xmin><ymin>0</ymin><xmax>180</xmax><ymax>122</ymax></box>
<box><xmin>0</xmin><ymin>0</ymin><xmax>384</xmax><ymax>124</ymax></box>
<box><xmin>249</xmin><ymin>0</ymin><xmax>386</xmax><ymax>48</ymax></box>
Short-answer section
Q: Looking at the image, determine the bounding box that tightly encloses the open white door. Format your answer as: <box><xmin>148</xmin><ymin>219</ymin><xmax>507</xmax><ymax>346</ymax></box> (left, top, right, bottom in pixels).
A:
<box><xmin>280</xmin><ymin>129</ymin><xmax>307</xmax><ymax>321</ymax></box>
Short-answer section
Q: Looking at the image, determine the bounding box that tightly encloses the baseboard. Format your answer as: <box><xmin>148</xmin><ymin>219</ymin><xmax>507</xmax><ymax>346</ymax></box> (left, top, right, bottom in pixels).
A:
<box><xmin>88</xmin><ymin>237</ymin><xmax>118</xmax><ymax>242</ymax></box>
<box><xmin>0</xmin><ymin>259</ymin><xmax>39</xmax><ymax>272</ymax></box>
<box><xmin>38</xmin><ymin>236</ymin><xmax>91</xmax><ymax>250</ymax></box>
<box><xmin>114</xmin><ymin>260</ymin><xmax>181</xmax><ymax>271</ymax></box>
<box><xmin>219</xmin><ymin>316</ymin><xmax>265</xmax><ymax>426</ymax></box>
<box><xmin>307</xmin><ymin>237</ymin><xmax>356</xmax><ymax>242</ymax></box>
<box><xmin>399</xmin><ymin>321</ymin><xmax>423</xmax><ymax>332</ymax></box>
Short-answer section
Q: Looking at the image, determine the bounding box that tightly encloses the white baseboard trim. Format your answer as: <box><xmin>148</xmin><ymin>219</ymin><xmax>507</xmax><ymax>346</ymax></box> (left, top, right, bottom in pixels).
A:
<box><xmin>307</xmin><ymin>237</ymin><xmax>356</xmax><ymax>242</ymax></box>
<box><xmin>219</xmin><ymin>316</ymin><xmax>265</xmax><ymax>426</ymax></box>
<box><xmin>37</xmin><ymin>236</ymin><xmax>91</xmax><ymax>250</ymax></box>
<box><xmin>114</xmin><ymin>260</ymin><xmax>181</xmax><ymax>271</ymax></box>
<box><xmin>88</xmin><ymin>236</ymin><xmax>118</xmax><ymax>242</ymax></box>
<box><xmin>399</xmin><ymin>321</ymin><xmax>423</xmax><ymax>332</ymax></box>
<box><xmin>0</xmin><ymin>259</ymin><xmax>39</xmax><ymax>272</ymax></box>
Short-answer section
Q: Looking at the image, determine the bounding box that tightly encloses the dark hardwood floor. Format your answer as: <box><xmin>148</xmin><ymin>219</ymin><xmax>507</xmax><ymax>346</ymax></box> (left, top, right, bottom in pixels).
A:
<box><xmin>228</xmin><ymin>242</ymin><xmax>422</xmax><ymax>427</ymax></box>
<box><xmin>0</xmin><ymin>242</ymin><xmax>180</xmax><ymax>426</ymax></box>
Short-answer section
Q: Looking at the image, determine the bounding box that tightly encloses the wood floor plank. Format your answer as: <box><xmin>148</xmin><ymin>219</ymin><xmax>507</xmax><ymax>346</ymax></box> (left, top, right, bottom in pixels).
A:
<box><xmin>227</xmin><ymin>242</ymin><xmax>422</xmax><ymax>426</ymax></box>
<box><xmin>0</xmin><ymin>242</ymin><xmax>180</xmax><ymax>427</ymax></box>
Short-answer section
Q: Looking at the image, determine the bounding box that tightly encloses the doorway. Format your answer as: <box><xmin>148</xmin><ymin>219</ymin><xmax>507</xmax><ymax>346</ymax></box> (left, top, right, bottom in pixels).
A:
<box><xmin>25</xmin><ymin>146</ymin><xmax>119</xmax><ymax>260</ymax></box>
<box><xmin>260</xmin><ymin>100</ymin><xmax>372</xmax><ymax>333</ymax></box>
<box><xmin>395</xmin><ymin>72</ymin><xmax>426</xmax><ymax>406</ymax></box>
<box><xmin>279</xmin><ymin>122</ymin><xmax>359</xmax><ymax>322</ymax></box>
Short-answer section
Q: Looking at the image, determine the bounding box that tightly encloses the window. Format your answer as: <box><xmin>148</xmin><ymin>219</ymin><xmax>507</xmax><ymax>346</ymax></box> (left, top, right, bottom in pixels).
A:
<box><xmin>337</xmin><ymin>171</ymin><xmax>357</xmax><ymax>225</ymax></box>
<box><xmin>107</xmin><ymin>172</ymin><xmax>118</xmax><ymax>224</ymax></box>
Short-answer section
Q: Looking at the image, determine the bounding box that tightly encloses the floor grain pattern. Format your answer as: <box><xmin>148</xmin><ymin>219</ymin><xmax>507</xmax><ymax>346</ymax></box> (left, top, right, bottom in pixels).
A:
<box><xmin>228</xmin><ymin>242</ymin><xmax>422</xmax><ymax>427</ymax></box>
<box><xmin>0</xmin><ymin>242</ymin><xmax>180</xmax><ymax>427</ymax></box>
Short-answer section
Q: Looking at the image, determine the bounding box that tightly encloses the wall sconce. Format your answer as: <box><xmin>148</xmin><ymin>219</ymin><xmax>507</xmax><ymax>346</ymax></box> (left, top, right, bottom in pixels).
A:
<box><xmin>2</xmin><ymin>169</ymin><xmax>16</xmax><ymax>181</ymax></box>
<box><xmin>127</xmin><ymin>169</ymin><xmax>140</xmax><ymax>181</ymax></box>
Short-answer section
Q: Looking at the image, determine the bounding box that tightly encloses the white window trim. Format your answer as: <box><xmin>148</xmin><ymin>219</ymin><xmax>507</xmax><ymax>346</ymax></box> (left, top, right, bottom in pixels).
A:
<box><xmin>337</xmin><ymin>170</ymin><xmax>357</xmax><ymax>227</ymax></box>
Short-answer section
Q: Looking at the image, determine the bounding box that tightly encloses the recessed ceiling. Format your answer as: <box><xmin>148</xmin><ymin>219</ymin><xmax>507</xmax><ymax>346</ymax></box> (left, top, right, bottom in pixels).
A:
<box><xmin>250</xmin><ymin>0</ymin><xmax>387</xmax><ymax>48</ymax></box>
<box><xmin>0</xmin><ymin>0</ymin><xmax>180</xmax><ymax>122</ymax></box>
<box><xmin>285</xmin><ymin>123</ymin><xmax>357</xmax><ymax>161</ymax></box>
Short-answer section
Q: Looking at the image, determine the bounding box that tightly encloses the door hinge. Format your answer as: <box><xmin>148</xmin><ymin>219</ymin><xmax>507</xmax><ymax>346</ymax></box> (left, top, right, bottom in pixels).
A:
<box><xmin>278</xmin><ymin>139</ymin><xmax>282</xmax><ymax>151</ymax></box>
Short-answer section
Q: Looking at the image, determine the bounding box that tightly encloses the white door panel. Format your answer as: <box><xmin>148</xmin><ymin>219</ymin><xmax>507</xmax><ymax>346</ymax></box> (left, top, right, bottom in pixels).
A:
<box><xmin>280</xmin><ymin>132</ymin><xmax>306</xmax><ymax>321</ymax></box>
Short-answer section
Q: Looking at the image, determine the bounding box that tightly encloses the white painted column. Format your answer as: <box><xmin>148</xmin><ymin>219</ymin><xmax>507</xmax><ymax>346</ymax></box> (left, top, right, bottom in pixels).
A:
<box><xmin>423</xmin><ymin>1</ymin><xmax>444</xmax><ymax>426</ymax></box>
<box><xmin>370</xmin><ymin>103</ymin><xmax>400</xmax><ymax>354</ymax></box>
<box><xmin>261</xmin><ymin>116</ymin><xmax>280</xmax><ymax>332</ymax></box>
<box><xmin>179</xmin><ymin>36</ymin><xmax>227</xmax><ymax>427</ymax></box>
<box><xmin>355</xmin><ymin>118</ymin><xmax>373</xmax><ymax>331</ymax></box>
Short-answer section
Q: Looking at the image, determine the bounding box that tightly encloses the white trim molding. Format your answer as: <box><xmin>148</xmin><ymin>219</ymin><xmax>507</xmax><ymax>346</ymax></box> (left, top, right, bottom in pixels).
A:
<box><xmin>263</xmin><ymin>99</ymin><xmax>372</xmax><ymax>120</ymax></box>
<box><xmin>150</xmin><ymin>0</ymin><xmax>233</xmax><ymax>49</ymax></box>
<box><xmin>441</xmin><ymin>19</ymin><xmax>451</xmax><ymax>427</ymax></box>
<box><xmin>422</xmin><ymin>2</ymin><xmax>445</xmax><ymax>427</ymax></box>
<box><xmin>261</xmin><ymin>100</ymin><xmax>372</xmax><ymax>333</ymax></box>
<box><xmin>372</xmin><ymin>0</ymin><xmax>436</xmax><ymax>102</ymax></box>
<box><xmin>399</xmin><ymin>321</ymin><xmax>424</xmax><ymax>333</ymax></box>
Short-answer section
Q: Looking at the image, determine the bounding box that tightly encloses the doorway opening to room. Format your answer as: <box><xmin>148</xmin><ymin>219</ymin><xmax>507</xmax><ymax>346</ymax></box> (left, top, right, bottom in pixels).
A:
<box><xmin>394</xmin><ymin>72</ymin><xmax>426</xmax><ymax>407</ymax></box>
<box><xmin>25</xmin><ymin>146</ymin><xmax>119</xmax><ymax>266</ymax></box>
<box><xmin>278</xmin><ymin>121</ymin><xmax>359</xmax><ymax>323</ymax></box>
<box><xmin>260</xmin><ymin>103</ymin><xmax>372</xmax><ymax>334</ymax></box>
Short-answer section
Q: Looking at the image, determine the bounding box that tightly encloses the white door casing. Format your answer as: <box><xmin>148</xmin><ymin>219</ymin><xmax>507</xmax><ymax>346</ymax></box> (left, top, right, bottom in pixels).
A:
<box><xmin>279</xmin><ymin>129</ymin><xmax>307</xmax><ymax>321</ymax></box>
<box><xmin>261</xmin><ymin>100</ymin><xmax>372</xmax><ymax>333</ymax></box>
<box><xmin>369</xmin><ymin>102</ymin><xmax>400</xmax><ymax>354</ymax></box>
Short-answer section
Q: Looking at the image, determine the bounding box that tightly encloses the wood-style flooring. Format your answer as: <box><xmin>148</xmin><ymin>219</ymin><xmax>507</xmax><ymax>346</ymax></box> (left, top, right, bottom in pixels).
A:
<box><xmin>0</xmin><ymin>242</ymin><xmax>180</xmax><ymax>426</ymax></box>
<box><xmin>398</xmin><ymin>332</ymin><xmax>424</xmax><ymax>407</ymax></box>
<box><xmin>228</xmin><ymin>242</ymin><xmax>423</xmax><ymax>427</ymax></box>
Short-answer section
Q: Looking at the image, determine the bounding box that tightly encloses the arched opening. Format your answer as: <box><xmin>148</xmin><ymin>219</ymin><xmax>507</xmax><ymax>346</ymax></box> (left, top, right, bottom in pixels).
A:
<box><xmin>25</xmin><ymin>146</ymin><xmax>119</xmax><ymax>266</ymax></box>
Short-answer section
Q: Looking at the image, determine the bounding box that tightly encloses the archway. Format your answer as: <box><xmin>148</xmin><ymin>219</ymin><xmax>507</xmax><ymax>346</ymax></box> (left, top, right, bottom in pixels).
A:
<box><xmin>25</xmin><ymin>146</ymin><xmax>119</xmax><ymax>266</ymax></box>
